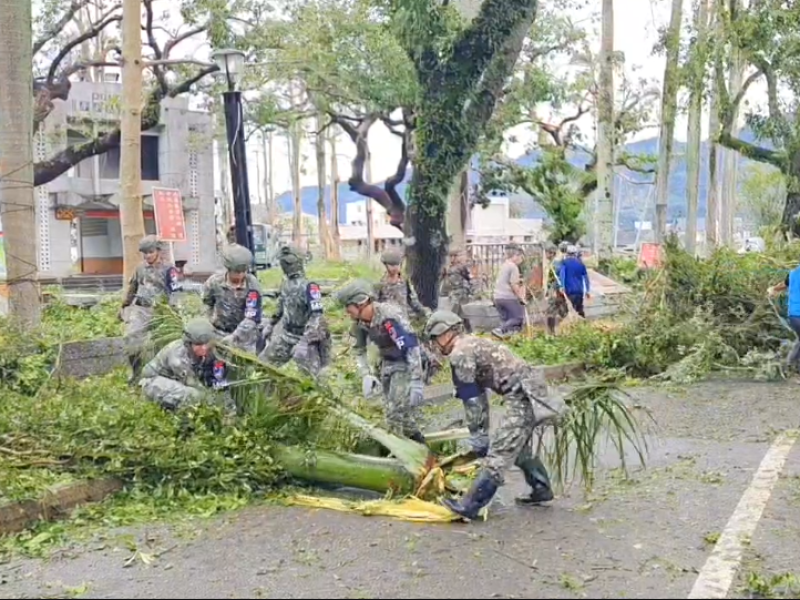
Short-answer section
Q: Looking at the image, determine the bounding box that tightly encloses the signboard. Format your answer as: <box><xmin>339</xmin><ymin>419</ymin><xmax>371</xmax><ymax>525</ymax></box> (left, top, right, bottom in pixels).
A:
<box><xmin>152</xmin><ymin>187</ymin><xmax>187</xmax><ymax>243</ymax></box>
<box><xmin>637</xmin><ymin>242</ymin><xmax>663</xmax><ymax>269</ymax></box>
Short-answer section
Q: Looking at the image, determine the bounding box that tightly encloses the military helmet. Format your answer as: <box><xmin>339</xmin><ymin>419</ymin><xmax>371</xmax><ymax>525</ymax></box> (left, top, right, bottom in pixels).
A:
<box><xmin>223</xmin><ymin>244</ymin><xmax>253</xmax><ymax>271</ymax></box>
<box><xmin>544</xmin><ymin>242</ymin><xmax>558</xmax><ymax>255</ymax></box>
<box><xmin>335</xmin><ymin>279</ymin><xmax>374</xmax><ymax>306</ymax></box>
<box><xmin>566</xmin><ymin>244</ymin><xmax>578</xmax><ymax>255</ymax></box>
<box><xmin>183</xmin><ymin>317</ymin><xmax>216</xmax><ymax>345</ymax></box>
<box><xmin>424</xmin><ymin>310</ymin><xmax>463</xmax><ymax>338</ymax></box>
<box><xmin>381</xmin><ymin>248</ymin><xmax>403</xmax><ymax>266</ymax></box>
<box><xmin>139</xmin><ymin>235</ymin><xmax>162</xmax><ymax>253</ymax></box>
<box><xmin>278</xmin><ymin>245</ymin><xmax>304</xmax><ymax>275</ymax></box>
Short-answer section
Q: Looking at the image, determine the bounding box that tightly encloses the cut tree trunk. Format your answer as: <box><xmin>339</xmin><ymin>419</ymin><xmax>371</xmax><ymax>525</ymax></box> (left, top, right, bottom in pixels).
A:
<box><xmin>274</xmin><ymin>447</ymin><xmax>416</xmax><ymax>494</ymax></box>
<box><xmin>119</xmin><ymin>0</ymin><xmax>146</xmax><ymax>284</ymax></box>
<box><xmin>0</xmin><ymin>0</ymin><xmax>41</xmax><ymax>326</ymax></box>
<box><xmin>654</xmin><ymin>0</ymin><xmax>683</xmax><ymax>243</ymax></box>
<box><xmin>289</xmin><ymin>119</ymin><xmax>303</xmax><ymax>247</ymax></box>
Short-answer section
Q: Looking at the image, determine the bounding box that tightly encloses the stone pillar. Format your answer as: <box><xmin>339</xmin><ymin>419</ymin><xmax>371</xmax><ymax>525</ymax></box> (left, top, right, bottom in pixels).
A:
<box><xmin>34</xmin><ymin>131</ymin><xmax>52</xmax><ymax>275</ymax></box>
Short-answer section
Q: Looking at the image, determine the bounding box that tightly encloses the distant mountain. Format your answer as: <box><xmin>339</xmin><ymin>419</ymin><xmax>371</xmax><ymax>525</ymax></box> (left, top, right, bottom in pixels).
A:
<box><xmin>271</xmin><ymin>130</ymin><xmax>769</xmax><ymax>229</ymax></box>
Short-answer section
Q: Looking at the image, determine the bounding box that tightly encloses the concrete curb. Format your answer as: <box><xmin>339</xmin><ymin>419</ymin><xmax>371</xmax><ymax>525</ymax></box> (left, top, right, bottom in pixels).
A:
<box><xmin>0</xmin><ymin>478</ymin><xmax>123</xmax><ymax>536</ymax></box>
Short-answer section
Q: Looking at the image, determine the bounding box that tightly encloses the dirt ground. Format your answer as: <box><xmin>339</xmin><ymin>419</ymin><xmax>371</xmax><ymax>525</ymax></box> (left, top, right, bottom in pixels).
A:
<box><xmin>1</xmin><ymin>379</ymin><xmax>799</xmax><ymax>599</ymax></box>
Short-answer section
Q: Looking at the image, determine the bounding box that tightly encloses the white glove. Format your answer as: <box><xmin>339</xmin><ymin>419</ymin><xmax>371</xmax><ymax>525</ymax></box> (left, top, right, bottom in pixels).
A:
<box><xmin>356</xmin><ymin>355</ymin><xmax>371</xmax><ymax>378</ymax></box>
<box><xmin>362</xmin><ymin>375</ymin><xmax>382</xmax><ymax>399</ymax></box>
<box><xmin>261</xmin><ymin>321</ymin><xmax>274</xmax><ymax>339</ymax></box>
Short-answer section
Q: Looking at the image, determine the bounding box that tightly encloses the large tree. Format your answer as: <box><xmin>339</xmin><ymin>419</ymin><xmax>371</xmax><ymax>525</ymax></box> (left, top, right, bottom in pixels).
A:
<box><xmin>714</xmin><ymin>0</ymin><xmax>800</xmax><ymax>235</ymax></box>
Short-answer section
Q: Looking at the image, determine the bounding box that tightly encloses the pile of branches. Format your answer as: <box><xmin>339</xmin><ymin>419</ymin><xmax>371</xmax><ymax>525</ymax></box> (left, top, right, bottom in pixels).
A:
<box><xmin>514</xmin><ymin>238</ymin><xmax>798</xmax><ymax>383</ymax></box>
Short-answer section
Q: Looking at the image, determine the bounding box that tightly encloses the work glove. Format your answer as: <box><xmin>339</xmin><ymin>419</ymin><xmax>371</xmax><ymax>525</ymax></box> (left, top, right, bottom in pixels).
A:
<box><xmin>409</xmin><ymin>380</ymin><xmax>425</xmax><ymax>407</ymax></box>
<box><xmin>260</xmin><ymin>321</ymin><xmax>274</xmax><ymax>340</ymax></box>
<box><xmin>362</xmin><ymin>375</ymin><xmax>382</xmax><ymax>399</ymax></box>
<box><xmin>499</xmin><ymin>372</ymin><xmax>522</xmax><ymax>395</ymax></box>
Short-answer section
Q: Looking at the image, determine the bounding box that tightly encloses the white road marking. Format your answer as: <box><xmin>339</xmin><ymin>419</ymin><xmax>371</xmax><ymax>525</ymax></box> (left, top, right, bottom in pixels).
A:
<box><xmin>688</xmin><ymin>431</ymin><xmax>798</xmax><ymax>599</ymax></box>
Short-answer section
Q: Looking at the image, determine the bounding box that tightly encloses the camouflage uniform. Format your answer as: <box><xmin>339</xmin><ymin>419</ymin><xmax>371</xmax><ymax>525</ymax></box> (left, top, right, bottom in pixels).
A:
<box><xmin>545</xmin><ymin>247</ymin><xmax>568</xmax><ymax>334</ymax></box>
<box><xmin>375</xmin><ymin>249</ymin><xmax>430</xmax><ymax>321</ymax></box>
<box><xmin>140</xmin><ymin>318</ymin><xmax>233</xmax><ymax>411</ymax></box>
<box><xmin>121</xmin><ymin>235</ymin><xmax>180</xmax><ymax>383</ymax></box>
<box><xmin>259</xmin><ymin>247</ymin><xmax>331</xmax><ymax>375</ymax></box>
<box><xmin>202</xmin><ymin>245</ymin><xmax>263</xmax><ymax>353</ymax></box>
<box><xmin>337</xmin><ymin>280</ymin><xmax>426</xmax><ymax>442</ymax></box>
<box><xmin>441</xmin><ymin>252</ymin><xmax>474</xmax><ymax>332</ymax></box>
<box><xmin>424</xmin><ymin>311</ymin><xmax>558</xmax><ymax>520</ymax></box>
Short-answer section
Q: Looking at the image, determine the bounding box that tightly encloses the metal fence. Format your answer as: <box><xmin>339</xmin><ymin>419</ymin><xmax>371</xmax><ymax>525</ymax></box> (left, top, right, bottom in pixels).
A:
<box><xmin>466</xmin><ymin>241</ymin><xmax>544</xmax><ymax>298</ymax></box>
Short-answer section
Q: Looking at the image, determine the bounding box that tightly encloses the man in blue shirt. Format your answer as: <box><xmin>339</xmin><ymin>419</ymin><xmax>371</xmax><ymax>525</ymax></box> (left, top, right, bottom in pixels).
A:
<box><xmin>768</xmin><ymin>266</ymin><xmax>800</xmax><ymax>371</ymax></box>
<box><xmin>558</xmin><ymin>245</ymin><xmax>591</xmax><ymax>317</ymax></box>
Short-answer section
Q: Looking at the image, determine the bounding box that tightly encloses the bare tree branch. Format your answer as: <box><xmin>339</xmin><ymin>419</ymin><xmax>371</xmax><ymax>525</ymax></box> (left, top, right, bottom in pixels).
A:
<box><xmin>164</xmin><ymin>26</ymin><xmax>206</xmax><ymax>57</ymax></box>
<box><xmin>35</xmin><ymin>65</ymin><xmax>218</xmax><ymax>187</ymax></box>
<box><xmin>46</xmin><ymin>11</ymin><xmax>121</xmax><ymax>83</ymax></box>
<box><xmin>33</xmin><ymin>0</ymin><xmax>95</xmax><ymax>54</ymax></box>
<box><xmin>142</xmin><ymin>0</ymin><xmax>168</xmax><ymax>93</ymax></box>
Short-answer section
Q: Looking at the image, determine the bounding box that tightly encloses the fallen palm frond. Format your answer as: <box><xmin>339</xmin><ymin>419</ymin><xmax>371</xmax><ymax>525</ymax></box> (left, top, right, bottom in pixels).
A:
<box><xmin>542</xmin><ymin>382</ymin><xmax>652</xmax><ymax>490</ymax></box>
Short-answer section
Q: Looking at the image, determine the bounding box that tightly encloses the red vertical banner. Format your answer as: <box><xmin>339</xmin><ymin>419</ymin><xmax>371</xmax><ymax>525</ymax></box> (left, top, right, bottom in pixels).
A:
<box><xmin>152</xmin><ymin>187</ymin><xmax>187</xmax><ymax>243</ymax></box>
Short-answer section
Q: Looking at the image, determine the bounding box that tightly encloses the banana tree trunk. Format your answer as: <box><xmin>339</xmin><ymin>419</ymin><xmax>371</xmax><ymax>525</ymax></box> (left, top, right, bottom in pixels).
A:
<box><xmin>274</xmin><ymin>446</ymin><xmax>416</xmax><ymax>494</ymax></box>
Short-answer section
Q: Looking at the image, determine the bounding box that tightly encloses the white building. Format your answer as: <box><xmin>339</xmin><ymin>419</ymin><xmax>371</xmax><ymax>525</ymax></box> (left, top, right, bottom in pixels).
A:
<box><xmin>339</xmin><ymin>196</ymin><xmax>544</xmax><ymax>253</ymax></box>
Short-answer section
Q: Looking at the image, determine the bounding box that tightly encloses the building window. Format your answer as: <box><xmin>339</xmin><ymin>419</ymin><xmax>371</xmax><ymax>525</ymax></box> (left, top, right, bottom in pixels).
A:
<box><xmin>68</xmin><ymin>130</ymin><xmax>160</xmax><ymax>180</ymax></box>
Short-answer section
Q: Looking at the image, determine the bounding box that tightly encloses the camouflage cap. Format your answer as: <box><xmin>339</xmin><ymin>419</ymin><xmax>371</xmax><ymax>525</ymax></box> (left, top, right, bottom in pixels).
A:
<box><xmin>223</xmin><ymin>244</ymin><xmax>253</xmax><ymax>270</ymax></box>
<box><xmin>183</xmin><ymin>317</ymin><xmax>216</xmax><ymax>345</ymax></box>
<box><xmin>424</xmin><ymin>310</ymin><xmax>463</xmax><ymax>338</ymax></box>
<box><xmin>381</xmin><ymin>248</ymin><xmax>403</xmax><ymax>266</ymax></box>
<box><xmin>335</xmin><ymin>279</ymin><xmax>374</xmax><ymax>306</ymax></box>
<box><xmin>138</xmin><ymin>235</ymin><xmax>162</xmax><ymax>253</ymax></box>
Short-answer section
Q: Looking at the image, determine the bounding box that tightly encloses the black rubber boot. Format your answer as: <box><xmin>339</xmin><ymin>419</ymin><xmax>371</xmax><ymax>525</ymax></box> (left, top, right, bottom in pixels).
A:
<box><xmin>442</xmin><ymin>471</ymin><xmax>499</xmax><ymax>521</ymax></box>
<box><xmin>128</xmin><ymin>356</ymin><xmax>142</xmax><ymax>387</ymax></box>
<box><xmin>409</xmin><ymin>430</ymin><xmax>427</xmax><ymax>445</ymax></box>
<box><xmin>515</xmin><ymin>456</ymin><xmax>554</xmax><ymax>505</ymax></box>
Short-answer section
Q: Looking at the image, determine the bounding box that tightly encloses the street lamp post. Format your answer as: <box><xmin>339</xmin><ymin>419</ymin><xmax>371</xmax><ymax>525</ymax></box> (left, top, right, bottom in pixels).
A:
<box><xmin>211</xmin><ymin>48</ymin><xmax>254</xmax><ymax>256</ymax></box>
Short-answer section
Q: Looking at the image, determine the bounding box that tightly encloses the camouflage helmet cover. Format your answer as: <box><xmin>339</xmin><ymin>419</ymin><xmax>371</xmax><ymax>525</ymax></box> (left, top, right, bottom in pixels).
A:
<box><xmin>278</xmin><ymin>245</ymin><xmax>304</xmax><ymax>274</ymax></box>
<box><xmin>424</xmin><ymin>310</ymin><xmax>463</xmax><ymax>338</ymax></box>
<box><xmin>139</xmin><ymin>235</ymin><xmax>162</xmax><ymax>253</ymax></box>
<box><xmin>183</xmin><ymin>317</ymin><xmax>216</xmax><ymax>345</ymax></box>
<box><xmin>223</xmin><ymin>244</ymin><xmax>253</xmax><ymax>270</ymax></box>
<box><xmin>381</xmin><ymin>248</ymin><xmax>403</xmax><ymax>266</ymax></box>
<box><xmin>335</xmin><ymin>279</ymin><xmax>374</xmax><ymax>306</ymax></box>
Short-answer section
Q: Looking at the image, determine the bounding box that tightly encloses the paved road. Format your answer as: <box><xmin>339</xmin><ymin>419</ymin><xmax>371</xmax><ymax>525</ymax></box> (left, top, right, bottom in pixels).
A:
<box><xmin>2</xmin><ymin>380</ymin><xmax>799</xmax><ymax>600</ymax></box>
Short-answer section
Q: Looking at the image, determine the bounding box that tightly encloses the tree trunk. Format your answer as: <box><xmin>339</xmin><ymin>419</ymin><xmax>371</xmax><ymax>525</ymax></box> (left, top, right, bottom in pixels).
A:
<box><xmin>365</xmin><ymin>147</ymin><xmax>374</xmax><ymax>261</ymax></box>
<box><xmin>288</xmin><ymin>120</ymin><xmax>303</xmax><ymax>247</ymax></box>
<box><xmin>273</xmin><ymin>446</ymin><xmax>415</xmax><ymax>494</ymax></box>
<box><xmin>595</xmin><ymin>0</ymin><xmax>616</xmax><ymax>258</ymax></box>
<box><xmin>407</xmin><ymin>168</ymin><xmax>450</xmax><ymax>309</ymax></box>
<box><xmin>720</xmin><ymin>5</ymin><xmax>745</xmax><ymax>246</ymax></box>
<box><xmin>447</xmin><ymin>169</ymin><xmax>469</xmax><ymax>250</ymax></box>
<box><xmin>685</xmin><ymin>0</ymin><xmax>710</xmax><ymax>255</ymax></box>
<box><xmin>654</xmin><ymin>0</ymin><xmax>683</xmax><ymax>243</ymax></box>
<box><xmin>0</xmin><ymin>0</ymin><xmax>41</xmax><ymax>326</ymax></box>
<box><xmin>328</xmin><ymin>129</ymin><xmax>341</xmax><ymax>260</ymax></box>
<box><xmin>265</xmin><ymin>129</ymin><xmax>276</xmax><ymax>227</ymax></box>
<box><xmin>314</xmin><ymin>113</ymin><xmax>332</xmax><ymax>259</ymax></box>
<box><xmin>119</xmin><ymin>0</ymin><xmax>146</xmax><ymax>285</ymax></box>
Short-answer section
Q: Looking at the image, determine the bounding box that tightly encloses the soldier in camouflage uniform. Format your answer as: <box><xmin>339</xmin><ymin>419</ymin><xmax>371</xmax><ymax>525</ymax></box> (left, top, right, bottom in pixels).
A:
<box><xmin>258</xmin><ymin>246</ymin><xmax>331</xmax><ymax>375</ymax></box>
<box><xmin>202</xmin><ymin>244</ymin><xmax>263</xmax><ymax>353</ymax></box>
<box><xmin>544</xmin><ymin>243</ymin><xmax>568</xmax><ymax>335</ymax></box>
<box><xmin>375</xmin><ymin>249</ymin><xmax>430</xmax><ymax>321</ymax></box>
<box><xmin>336</xmin><ymin>279</ymin><xmax>427</xmax><ymax>443</ymax></box>
<box><xmin>440</xmin><ymin>249</ymin><xmax>474</xmax><ymax>333</ymax></box>
<box><xmin>424</xmin><ymin>310</ymin><xmax>558</xmax><ymax>521</ymax></box>
<box><xmin>140</xmin><ymin>317</ymin><xmax>234</xmax><ymax>412</ymax></box>
<box><xmin>120</xmin><ymin>235</ymin><xmax>181</xmax><ymax>385</ymax></box>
